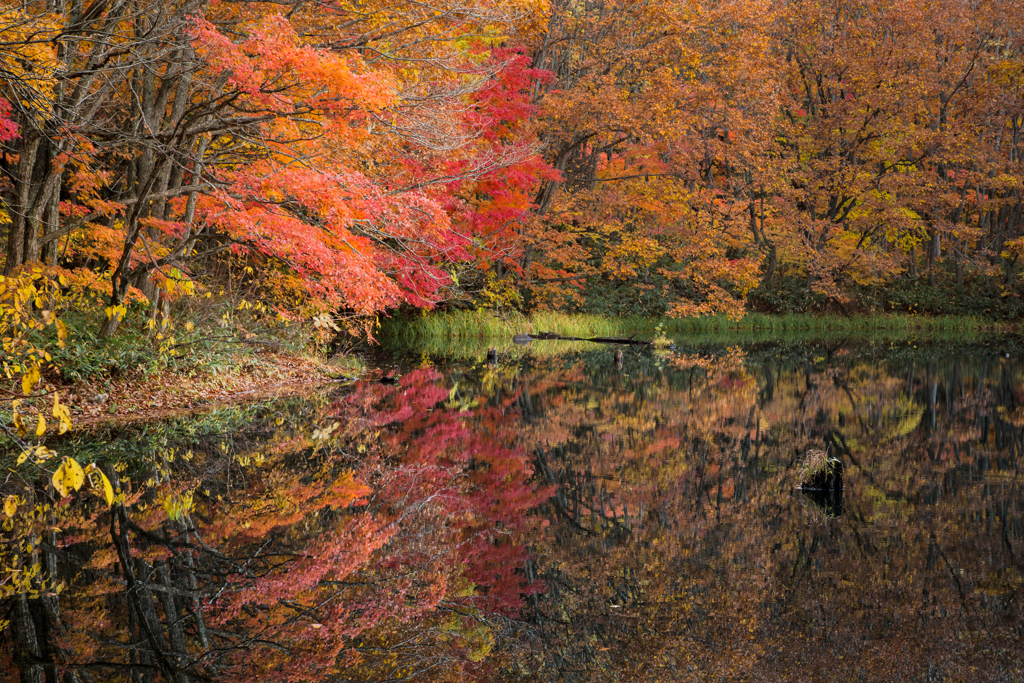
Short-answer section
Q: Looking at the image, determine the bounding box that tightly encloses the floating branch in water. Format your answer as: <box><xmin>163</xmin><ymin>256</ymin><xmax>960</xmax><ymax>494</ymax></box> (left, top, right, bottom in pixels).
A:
<box><xmin>513</xmin><ymin>332</ymin><xmax>653</xmax><ymax>346</ymax></box>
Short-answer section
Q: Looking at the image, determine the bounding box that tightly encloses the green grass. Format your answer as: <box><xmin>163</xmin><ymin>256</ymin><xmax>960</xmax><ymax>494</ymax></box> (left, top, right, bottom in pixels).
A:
<box><xmin>380</xmin><ymin>310</ymin><xmax>999</xmax><ymax>361</ymax></box>
<box><xmin>383</xmin><ymin>310</ymin><xmax>627</xmax><ymax>341</ymax></box>
<box><xmin>383</xmin><ymin>309</ymin><xmax>992</xmax><ymax>342</ymax></box>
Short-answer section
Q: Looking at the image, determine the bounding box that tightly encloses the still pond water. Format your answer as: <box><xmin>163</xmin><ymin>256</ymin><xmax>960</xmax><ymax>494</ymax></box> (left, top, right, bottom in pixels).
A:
<box><xmin>10</xmin><ymin>336</ymin><xmax>1024</xmax><ymax>682</ymax></box>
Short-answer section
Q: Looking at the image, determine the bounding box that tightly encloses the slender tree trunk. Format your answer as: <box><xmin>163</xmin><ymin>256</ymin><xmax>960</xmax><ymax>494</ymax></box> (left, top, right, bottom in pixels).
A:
<box><xmin>40</xmin><ymin>187</ymin><xmax>61</xmax><ymax>265</ymax></box>
<box><xmin>927</xmin><ymin>230</ymin><xmax>940</xmax><ymax>286</ymax></box>
<box><xmin>4</xmin><ymin>134</ymin><xmax>41</xmax><ymax>274</ymax></box>
<box><xmin>763</xmin><ymin>244</ymin><xmax>777</xmax><ymax>285</ymax></box>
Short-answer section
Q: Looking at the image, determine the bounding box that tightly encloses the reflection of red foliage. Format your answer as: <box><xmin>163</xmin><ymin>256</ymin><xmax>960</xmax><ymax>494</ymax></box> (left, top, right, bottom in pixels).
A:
<box><xmin>358</xmin><ymin>368</ymin><xmax>554</xmax><ymax>612</ymax></box>
<box><xmin>5</xmin><ymin>368</ymin><xmax>556</xmax><ymax>683</ymax></box>
<box><xmin>715</xmin><ymin>373</ymin><xmax>746</xmax><ymax>390</ymax></box>
<box><xmin>198</xmin><ymin>368</ymin><xmax>553</xmax><ymax>681</ymax></box>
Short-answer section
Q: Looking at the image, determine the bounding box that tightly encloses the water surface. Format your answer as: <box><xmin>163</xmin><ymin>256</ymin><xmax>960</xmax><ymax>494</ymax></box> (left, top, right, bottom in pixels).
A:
<box><xmin>459</xmin><ymin>339</ymin><xmax>1024</xmax><ymax>681</ymax></box>
<box><xmin>4</xmin><ymin>338</ymin><xmax>1022</xmax><ymax>682</ymax></box>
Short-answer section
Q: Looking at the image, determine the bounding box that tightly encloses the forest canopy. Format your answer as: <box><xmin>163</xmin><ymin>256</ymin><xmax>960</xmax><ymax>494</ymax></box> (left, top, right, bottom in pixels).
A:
<box><xmin>0</xmin><ymin>0</ymin><xmax>1021</xmax><ymax>331</ymax></box>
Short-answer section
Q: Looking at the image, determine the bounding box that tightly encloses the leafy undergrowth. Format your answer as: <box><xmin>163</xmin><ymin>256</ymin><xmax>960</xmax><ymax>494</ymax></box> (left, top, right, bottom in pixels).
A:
<box><xmin>13</xmin><ymin>292</ymin><xmax>368</xmax><ymax>429</ymax></box>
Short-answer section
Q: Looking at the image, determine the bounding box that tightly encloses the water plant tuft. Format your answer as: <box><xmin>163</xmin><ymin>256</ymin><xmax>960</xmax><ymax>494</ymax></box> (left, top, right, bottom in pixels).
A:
<box><xmin>796</xmin><ymin>449</ymin><xmax>844</xmax><ymax>491</ymax></box>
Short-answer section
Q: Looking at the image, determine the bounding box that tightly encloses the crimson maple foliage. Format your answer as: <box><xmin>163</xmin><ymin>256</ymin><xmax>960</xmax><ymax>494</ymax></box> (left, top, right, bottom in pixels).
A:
<box><xmin>0</xmin><ymin>0</ymin><xmax>552</xmax><ymax>334</ymax></box>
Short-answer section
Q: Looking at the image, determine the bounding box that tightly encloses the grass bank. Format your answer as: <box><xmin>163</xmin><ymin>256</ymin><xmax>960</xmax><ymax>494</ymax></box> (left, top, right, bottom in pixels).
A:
<box><xmin>380</xmin><ymin>310</ymin><xmax>1007</xmax><ymax>360</ymax></box>
<box><xmin>383</xmin><ymin>310</ymin><xmax>996</xmax><ymax>341</ymax></box>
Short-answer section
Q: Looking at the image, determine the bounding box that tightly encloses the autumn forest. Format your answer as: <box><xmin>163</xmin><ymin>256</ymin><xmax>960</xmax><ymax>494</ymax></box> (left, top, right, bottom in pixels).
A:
<box><xmin>1</xmin><ymin>0</ymin><xmax>1023</xmax><ymax>325</ymax></box>
<box><xmin>2</xmin><ymin>0</ymin><xmax>1024</xmax><ymax>681</ymax></box>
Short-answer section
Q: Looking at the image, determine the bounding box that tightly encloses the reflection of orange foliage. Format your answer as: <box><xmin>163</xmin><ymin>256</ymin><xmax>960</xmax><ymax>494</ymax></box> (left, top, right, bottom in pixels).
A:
<box><xmin>477</xmin><ymin>349</ymin><xmax>1024</xmax><ymax>681</ymax></box>
<box><xmin>671</xmin><ymin>346</ymin><xmax>746</xmax><ymax>372</ymax></box>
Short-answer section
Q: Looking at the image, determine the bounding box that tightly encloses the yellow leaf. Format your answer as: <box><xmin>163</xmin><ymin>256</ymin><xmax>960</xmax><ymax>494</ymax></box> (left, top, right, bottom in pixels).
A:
<box><xmin>3</xmin><ymin>496</ymin><xmax>17</xmax><ymax>517</ymax></box>
<box><xmin>16</xmin><ymin>450</ymin><xmax>30</xmax><ymax>465</ymax></box>
<box><xmin>21</xmin><ymin>364</ymin><xmax>40</xmax><ymax>395</ymax></box>
<box><xmin>86</xmin><ymin>464</ymin><xmax>115</xmax><ymax>506</ymax></box>
<box><xmin>36</xmin><ymin>413</ymin><xmax>45</xmax><ymax>437</ymax></box>
<box><xmin>33</xmin><ymin>445</ymin><xmax>55</xmax><ymax>461</ymax></box>
<box><xmin>98</xmin><ymin>471</ymin><xmax>114</xmax><ymax>506</ymax></box>
<box><xmin>52</xmin><ymin>394</ymin><xmax>71</xmax><ymax>434</ymax></box>
<box><xmin>52</xmin><ymin>457</ymin><xmax>85</xmax><ymax>498</ymax></box>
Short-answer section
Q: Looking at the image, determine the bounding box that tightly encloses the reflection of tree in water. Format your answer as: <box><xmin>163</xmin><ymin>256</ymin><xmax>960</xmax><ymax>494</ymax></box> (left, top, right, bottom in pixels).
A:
<box><xmin>2</xmin><ymin>346</ymin><xmax>1021</xmax><ymax>682</ymax></box>
<box><xmin>799</xmin><ymin>487</ymin><xmax>844</xmax><ymax>518</ymax></box>
<box><xmin>485</xmin><ymin>345</ymin><xmax>1024</xmax><ymax>682</ymax></box>
<box><xmin>0</xmin><ymin>370</ymin><xmax>549</xmax><ymax>683</ymax></box>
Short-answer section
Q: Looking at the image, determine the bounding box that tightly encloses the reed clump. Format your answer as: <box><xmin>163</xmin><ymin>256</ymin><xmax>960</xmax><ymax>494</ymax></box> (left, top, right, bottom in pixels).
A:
<box><xmin>382</xmin><ymin>310</ymin><xmax>993</xmax><ymax>350</ymax></box>
<box><xmin>796</xmin><ymin>449</ymin><xmax>844</xmax><ymax>491</ymax></box>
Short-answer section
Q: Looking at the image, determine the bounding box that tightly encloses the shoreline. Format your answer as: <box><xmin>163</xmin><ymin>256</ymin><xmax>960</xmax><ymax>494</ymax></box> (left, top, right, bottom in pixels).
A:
<box><xmin>60</xmin><ymin>350</ymin><xmax>356</xmax><ymax>430</ymax></box>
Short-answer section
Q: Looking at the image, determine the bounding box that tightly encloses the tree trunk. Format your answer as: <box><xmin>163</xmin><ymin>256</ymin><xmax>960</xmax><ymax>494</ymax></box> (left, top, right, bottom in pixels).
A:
<box><xmin>3</xmin><ymin>134</ymin><xmax>41</xmax><ymax>274</ymax></box>
<box><xmin>927</xmin><ymin>231</ymin><xmax>940</xmax><ymax>286</ymax></box>
<box><xmin>763</xmin><ymin>243</ymin><xmax>777</xmax><ymax>284</ymax></box>
<box><xmin>12</xmin><ymin>593</ymin><xmax>46</xmax><ymax>683</ymax></box>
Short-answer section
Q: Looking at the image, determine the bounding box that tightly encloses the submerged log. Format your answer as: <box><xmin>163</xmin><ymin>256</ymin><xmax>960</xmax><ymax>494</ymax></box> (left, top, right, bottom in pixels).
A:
<box><xmin>515</xmin><ymin>331</ymin><xmax>653</xmax><ymax>346</ymax></box>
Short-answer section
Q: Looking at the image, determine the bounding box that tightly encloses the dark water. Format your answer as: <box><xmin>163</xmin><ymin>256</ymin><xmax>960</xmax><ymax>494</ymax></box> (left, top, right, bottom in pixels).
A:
<box><xmin>427</xmin><ymin>340</ymin><xmax>1024</xmax><ymax>681</ymax></box>
<box><xmin>4</xmin><ymin>339</ymin><xmax>1023</xmax><ymax>682</ymax></box>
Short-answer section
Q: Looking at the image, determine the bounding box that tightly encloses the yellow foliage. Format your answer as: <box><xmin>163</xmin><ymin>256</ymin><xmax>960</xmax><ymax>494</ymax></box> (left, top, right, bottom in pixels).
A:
<box><xmin>86</xmin><ymin>464</ymin><xmax>115</xmax><ymax>506</ymax></box>
<box><xmin>2</xmin><ymin>269</ymin><xmax>79</xmax><ymax>498</ymax></box>
<box><xmin>1</xmin><ymin>270</ymin><xmax>69</xmax><ymax>456</ymax></box>
<box><xmin>158</xmin><ymin>487</ymin><xmax>195</xmax><ymax>521</ymax></box>
<box><xmin>52</xmin><ymin>393</ymin><xmax>72</xmax><ymax>435</ymax></box>
<box><xmin>52</xmin><ymin>457</ymin><xmax>86</xmax><ymax>498</ymax></box>
<box><xmin>0</xmin><ymin>9</ymin><xmax>63</xmax><ymax>120</ymax></box>
<box><xmin>476</xmin><ymin>272</ymin><xmax>523</xmax><ymax>311</ymax></box>
<box><xmin>21</xmin><ymin>363</ymin><xmax>40</xmax><ymax>395</ymax></box>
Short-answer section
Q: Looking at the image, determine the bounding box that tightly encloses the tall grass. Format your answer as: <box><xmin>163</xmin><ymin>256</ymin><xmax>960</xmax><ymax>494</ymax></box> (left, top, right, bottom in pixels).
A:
<box><xmin>385</xmin><ymin>310</ymin><xmax>990</xmax><ymax>342</ymax></box>
<box><xmin>379</xmin><ymin>310</ymin><xmax>1000</xmax><ymax>360</ymax></box>
<box><xmin>383</xmin><ymin>310</ymin><xmax>627</xmax><ymax>342</ymax></box>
